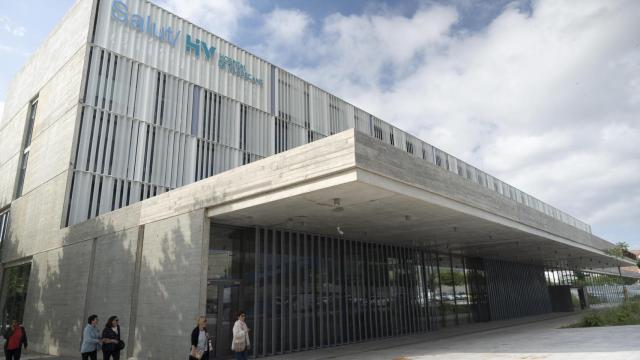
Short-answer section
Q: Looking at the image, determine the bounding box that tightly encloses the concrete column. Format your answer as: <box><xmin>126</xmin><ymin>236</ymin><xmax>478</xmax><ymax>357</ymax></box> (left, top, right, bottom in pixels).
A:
<box><xmin>132</xmin><ymin>209</ymin><xmax>207</xmax><ymax>359</ymax></box>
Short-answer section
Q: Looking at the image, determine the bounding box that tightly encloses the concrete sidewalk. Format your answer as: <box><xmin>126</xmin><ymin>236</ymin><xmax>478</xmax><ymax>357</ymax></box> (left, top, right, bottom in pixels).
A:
<box><xmin>7</xmin><ymin>312</ymin><xmax>640</xmax><ymax>359</ymax></box>
<box><xmin>271</xmin><ymin>312</ymin><xmax>640</xmax><ymax>360</ymax></box>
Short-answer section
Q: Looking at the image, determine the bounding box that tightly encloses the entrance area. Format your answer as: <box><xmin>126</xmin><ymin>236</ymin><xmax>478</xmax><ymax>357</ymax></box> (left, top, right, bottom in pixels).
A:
<box><xmin>208</xmin><ymin>224</ymin><xmax>555</xmax><ymax>358</ymax></box>
<box><xmin>207</xmin><ymin>280</ymin><xmax>241</xmax><ymax>358</ymax></box>
<box><xmin>207</xmin><ymin>225</ymin><xmax>255</xmax><ymax>359</ymax></box>
<box><xmin>250</xmin><ymin>227</ymin><xmax>485</xmax><ymax>357</ymax></box>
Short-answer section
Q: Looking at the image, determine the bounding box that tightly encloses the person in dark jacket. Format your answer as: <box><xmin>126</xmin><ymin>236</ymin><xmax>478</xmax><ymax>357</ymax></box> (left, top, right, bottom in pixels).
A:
<box><xmin>101</xmin><ymin>316</ymin><xmax>122</xmax><ymax>360</ymax></box>
<box><xmin>189</xmin><ymin>316</ymin><xmax>210</xmax><ymax>360</ymax></box>
<box><xmin>3</xmin><ymin>320</ymin><xmax>28</xmax><ymax>360</ymax></box>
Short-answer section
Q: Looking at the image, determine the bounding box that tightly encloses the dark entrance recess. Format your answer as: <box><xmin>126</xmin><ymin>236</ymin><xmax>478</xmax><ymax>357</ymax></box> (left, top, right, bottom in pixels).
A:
<box><xmin>208</xmin><ymin>224</ymin><xmax>554</xmax><ymax>358</ymax></box>
<box><xmin>207</xmin><ymin>280</ymin><xmax>241</xmax><ymax>359</ymax></box>
<box><xmin>207</xmin><ymin>225</ymin><xmax>255</xmax><ymax>359</ymax></box>
<box><xmin>249</xmin><ymin>227</ymin><xmax>499</xmax><ymax>357</ymax></box>
<box><xmin>548</xmin><ymin>285</ymin><xmax>574</xmax><ymax>312</ymax></box>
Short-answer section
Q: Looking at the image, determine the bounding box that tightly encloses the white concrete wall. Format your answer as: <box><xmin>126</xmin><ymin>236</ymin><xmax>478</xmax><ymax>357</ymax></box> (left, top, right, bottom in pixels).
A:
<box><xmin>0</xmin><ymin>0</ymin><xmax>94</xmax><ymax>209</ymax></box>
<box><xmin>132</xmin><ymin>209</ymin><xmax>207</xmax><ymax>359</ymax></box>
<box><xmin>24</xmin><ymin>240</ymin><xmax>93</xmax><ymax>355</ymax></box>
<box><xmin>1</xmin><ymin>45</ymin><xmax>90</xmax><ymax>261</ymax></box>
<box><xmin>16</xmin><ymin>201</ymin><xmax>142</xmax><ymax>356</ymax></box>
<box><xmin>85</xmin><ymin>227</ymin><xmax>139</xmax><ymax>352</ymax></box>
<box><xmin>0</xmin><ymin>0</ymin><xmax>93</xmax><ymax>126</ymax></box>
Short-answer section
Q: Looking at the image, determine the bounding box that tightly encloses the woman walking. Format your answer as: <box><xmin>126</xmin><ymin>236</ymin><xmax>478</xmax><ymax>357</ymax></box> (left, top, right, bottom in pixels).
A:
<box><xmin>80</xmin><ymin>315</ymin><xmax>103</xmax><ymax>360</ymax></box>
<box><xmin>189</xmin><ymin>315</ymin><xmax>210</xmax><ymax>360</ymax></box>
<box><xmin>3</xmin><ymin>320</ymin><xmax>28</xmax><ymax>360</ymax></box>
<box><xmin>102</xmin><ymin>316</ymin><xmax>122</xmax><ymax>360</ymax></box>
<box><xmin>231</xmin><ymin>311</ymin><xmax>250</xmax><ymax>360</ymax></box>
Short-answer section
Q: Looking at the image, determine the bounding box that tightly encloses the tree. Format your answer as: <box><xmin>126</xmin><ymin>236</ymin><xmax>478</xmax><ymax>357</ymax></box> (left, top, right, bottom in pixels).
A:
<box><xmin>605</xmin><ymin>241</ymin><xmax>630</xmax><ymax>258</ymax></box>
<box><xmin>439</xmin><ymin>271</ymin><xmax>466</xmax><ymax>286</ymax></box>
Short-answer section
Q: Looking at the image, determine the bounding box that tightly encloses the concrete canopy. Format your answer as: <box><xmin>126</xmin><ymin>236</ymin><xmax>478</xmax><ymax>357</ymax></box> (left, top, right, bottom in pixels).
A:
<box><xmin>204</xmin><ymin>130</ymin><xmax>633</xmax><ymax>270</ymax></box>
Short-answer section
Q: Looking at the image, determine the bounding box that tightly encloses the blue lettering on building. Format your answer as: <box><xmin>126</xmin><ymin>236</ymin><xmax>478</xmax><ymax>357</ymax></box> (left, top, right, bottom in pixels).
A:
<box><xmin>111</xmin><ymin>0</ymin><xmax>180</xmax><ymax>47</ymax></box>
<box><xmin>218</xmin><ymin>55</ymin><xmax>264</xmax><ymax>86</ymax></box>
<box><xmin>185</xmin><ymin>35</ymin><xmax>217</xmax><ymax>61</ymax></box>
<box><xmin>110</xmin><ymin>0</ymin><xmax>262</xmax><ymax>86</ymax></box>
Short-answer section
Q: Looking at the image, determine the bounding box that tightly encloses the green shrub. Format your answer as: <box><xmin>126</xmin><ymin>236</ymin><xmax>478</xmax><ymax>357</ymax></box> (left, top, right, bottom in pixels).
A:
<box><xmin>581</xmin><ymin>312</ymin><xmax>604</xmax><ymax>327</ymax></box>
<box><xmin>571</xmin><ymin>295</ymin><xmax>580</xmax><ymax>307</ymax></box>
<box><xmin>570</xmin><ymin>298</ymin><xmax>640</xmax><ymax>327</ymax></box>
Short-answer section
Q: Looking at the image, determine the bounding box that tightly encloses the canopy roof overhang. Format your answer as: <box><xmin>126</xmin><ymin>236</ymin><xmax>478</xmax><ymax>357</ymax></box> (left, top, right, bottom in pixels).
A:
<box><xmin>203</xmin><ymin>130</ymin><xmax>634</xmax><ymax>270</ymax></box>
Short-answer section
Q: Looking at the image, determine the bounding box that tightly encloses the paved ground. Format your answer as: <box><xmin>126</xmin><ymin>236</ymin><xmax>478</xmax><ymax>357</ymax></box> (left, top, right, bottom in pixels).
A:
<box><xmin>271</xmin><ymin>312</ymin><xmax>640</xmax><ymax>360</ymax></box>
<box><xmin>7</xmin><ymin>312</ymin><xmax>640</xmax><ymax>359</ymax></box>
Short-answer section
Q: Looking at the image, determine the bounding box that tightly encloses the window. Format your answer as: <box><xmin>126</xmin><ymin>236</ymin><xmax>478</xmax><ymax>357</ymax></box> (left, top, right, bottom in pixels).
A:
<box><xmin>0</xmin><ymin>209</ymin><xmax>9</xmax><ymax>247</ymax></box>
<box><xmin>23</xmin><ymin>99</ymin><xmax>37</xmax><ymax>148</ymax></box>
<box><xmin>15</xmin><ymin>97</ymin><xmax>38</xmax><ymax>198</ymax></box>
<box><xmin>373</xmin><ymin>125</ymin><xmax>383</xmax><ymax>140</ymax></box>
<box><xmin>275</xmin><ymin>118</ymin><xmax>289</xmax><ymax>153</ymax></box>
<box><xmin>406</xmin><ymin>141</ymin><xmax>414</xmax><ymax>154</ymax></box>
<box><xmin>0</xmin><ymin>263</ymin><xmax>31</xmax><ymax>330</ymax></box>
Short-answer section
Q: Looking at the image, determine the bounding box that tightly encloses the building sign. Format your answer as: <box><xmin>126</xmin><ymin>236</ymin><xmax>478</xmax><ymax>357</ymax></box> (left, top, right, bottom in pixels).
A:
<box><xmin>110</xmin><ymin>0</ymin><xmax>263</xmax><ymax>86</ymax></box>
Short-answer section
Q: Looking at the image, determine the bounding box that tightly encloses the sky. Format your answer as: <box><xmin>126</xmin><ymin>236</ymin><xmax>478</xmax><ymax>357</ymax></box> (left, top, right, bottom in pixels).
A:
<box><xmin>0</xmin><ymin>0</ymin><xmax>638</xmax><ymax>249</ymax></box>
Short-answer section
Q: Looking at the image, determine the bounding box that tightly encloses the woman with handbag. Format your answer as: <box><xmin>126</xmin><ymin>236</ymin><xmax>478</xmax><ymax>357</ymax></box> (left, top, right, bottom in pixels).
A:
<box><xmin>102</xmin><ymin>316</ymin><xmax>123</xmax><ymax>360</ymax></box>
<box><xmin>189</xmin><ymin>316</ymin><xmax>210</xmax><ymax>360</ymax></box>
<box><xmin>231</xmin><ymin>312</ymin><xmax>250</xmax><ymax>360</ymax></box>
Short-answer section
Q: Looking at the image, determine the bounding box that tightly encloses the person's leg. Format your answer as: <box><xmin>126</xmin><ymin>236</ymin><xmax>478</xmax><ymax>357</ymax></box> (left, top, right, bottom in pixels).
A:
<box><xmin>14</xmin><ymin>347</ymin><xmax>22</xmax><ymax>360</ymax></box>
<box><xmin>90</xmin><ymin>350</ymin><xmax>98</xmax><ymax>360</ymax></box>
<box><xmin>113</xmin><ymin>350</ymin><xmax>121</xmax><ymax>360</ymax></box>
<box><xmin>9</xmin><ymin>348</ymin><xmax>19</xmax><ymax>360</ymax></box>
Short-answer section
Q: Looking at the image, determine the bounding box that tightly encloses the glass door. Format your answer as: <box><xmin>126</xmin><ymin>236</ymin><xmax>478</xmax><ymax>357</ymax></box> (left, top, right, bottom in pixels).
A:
<box><xmin>207</xmin><ymin>224</ymin><xmax>255</xmax><ymax>357</ymax></box>
<box><xmin>207</xmin><ymin>280</ymin><xmax>241</xmax><ymax>359</ymax></box>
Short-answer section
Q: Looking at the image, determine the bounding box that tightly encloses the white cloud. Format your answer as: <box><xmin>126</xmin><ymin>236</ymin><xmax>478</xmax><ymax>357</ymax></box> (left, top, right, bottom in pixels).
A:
<box><xmin>154</xmin><ymin>0</ymin><xmax>253</xmax><ymax>41</ymax></box>
<box><xmin>264</xmin><ymin>8</ymin><xmax>312</xmax><ymax>45</ymax></box>
<box><xmin>252</xmin><ymin>0</ymin><xmax>640</xmax><ymax>247</ymax></box>
<box><xmin>0</xmin><ymin>16</ymin><xmax>25</xmax><ymax>37</ymax></box>
<box><xmin>255</xmin><ymin>4</ymin><xmax>458</xmax><ymax>89</ymax></box>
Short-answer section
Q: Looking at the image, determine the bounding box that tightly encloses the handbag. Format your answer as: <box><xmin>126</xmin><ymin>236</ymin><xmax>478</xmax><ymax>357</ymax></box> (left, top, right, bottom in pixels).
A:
<box><xmin>190</xmin><ymin>348</ymin><xmax>204</xmax><ymax>359</ymax></box>
<box><xmin>118</xmin><ymin>340</ymin><xmax>126</xmax><ymax>350</ymax></box>
<box><xmin>232</xmin><ymin>333</ymin><xmax>246</xmax><ymax>352</ymax></box>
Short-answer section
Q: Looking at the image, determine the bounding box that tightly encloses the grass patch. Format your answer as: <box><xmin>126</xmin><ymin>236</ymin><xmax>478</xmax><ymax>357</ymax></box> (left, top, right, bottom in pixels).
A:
<box><xmin>565</xmin><ymin>299</ymin><xmax>640</xmax><ymax>328</ymax></box>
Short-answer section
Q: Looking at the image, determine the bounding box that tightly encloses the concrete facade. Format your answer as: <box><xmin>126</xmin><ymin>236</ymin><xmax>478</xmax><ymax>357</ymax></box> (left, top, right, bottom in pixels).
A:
<box><xmin>0</xmin><ymin>1</ymin><xmax>637</xmax><ymax>359</ymax></box>
<box><xmin>1</xmin><ymin>128</ymin><xmax>633</xmax><ymax>358</ymax></box>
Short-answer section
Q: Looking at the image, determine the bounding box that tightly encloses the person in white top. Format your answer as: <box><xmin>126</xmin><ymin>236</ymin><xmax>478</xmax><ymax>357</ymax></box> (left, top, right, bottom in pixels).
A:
<box><xmin>231</xmin><ymin>311</ymin><xmax>250</xmax><ymax>360</ymax></box>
